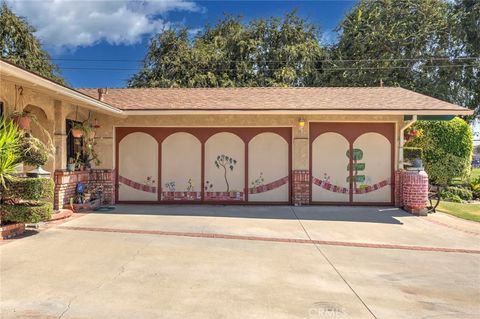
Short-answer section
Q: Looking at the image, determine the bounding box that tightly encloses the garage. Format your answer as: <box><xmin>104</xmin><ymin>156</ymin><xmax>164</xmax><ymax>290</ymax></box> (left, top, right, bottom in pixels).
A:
<box><xmin>310</xmin><ymin>123</ymin><xmax>395</xmax><ymax>205</ymax></box>
<box><xmin>116</xmin><ymin>127</ymin><xmax>291</xmax><ymax>204</ymax></box>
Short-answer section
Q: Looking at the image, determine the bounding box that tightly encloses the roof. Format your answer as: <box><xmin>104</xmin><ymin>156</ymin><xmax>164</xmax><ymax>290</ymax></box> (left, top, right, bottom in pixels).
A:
<box><xmin>0</xmin><ymin>59</ymin><xmax>123</xmax><ymax>116</ymax></box>
<box><xmin>76</xmin><ymin>87</ymin><xmax>472</xmax><ymax>115</ymax></box>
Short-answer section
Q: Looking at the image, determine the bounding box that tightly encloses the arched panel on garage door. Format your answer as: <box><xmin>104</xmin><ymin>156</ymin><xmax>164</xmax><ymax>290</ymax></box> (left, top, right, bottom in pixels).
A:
<box><xmin>352</xmin><ymin>133</ymin><xmax>392</xmax><ymax>203</ymax></box>
<box><xmin>248</xmin><ymin>132</ymin><xmax>289</xmax><ymax>202</ymax></box>
<box><xmin>161</xmin><ymin>132</ymin><xmax>202</xmax><ymax>201</ymax></box>
<box><xmin>312</xmin><ymin>132</ymin><xmax>350</xmax><ymax>203</ymax></box>
<box><xmin>205</xmin><ymin>132</ymin><xmax>245</xmax><ymax>201</ymax></box>
<box><xmin>118</xmin><ymin>132</ymin><xmax>158</xmax><ymax>201</ymax></box>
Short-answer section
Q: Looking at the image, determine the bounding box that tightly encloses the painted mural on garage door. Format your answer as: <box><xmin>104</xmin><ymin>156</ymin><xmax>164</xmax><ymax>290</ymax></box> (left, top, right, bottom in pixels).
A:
<box><xmin>204</xmin><ymin>132</ymin><xmax>245</xmax><ymax>201</ymax></box>
<box><xmin>118</xmin><ymin>132</ymin><xmax>158</xmax><ymax>201</ymax></box>
<box><xmin>352</xmin><ymin>133</ymin><xmax>391</xmax><ymax>203</ymax></box>
<box><xmin>161</xmin><ymin>132</ymin><xmax>202</xmax><ymax>201</ymax></box>
<box><xmin>310</xmin><ymin>123</ymin><xmax>393</xmax><ymax>204</ymax></box>
<box><xmin>248</xmin><ymin>132</ymin><xmax>289</xmax><ymax>202</ymax></box>
<box><xmin>312</xmin><ymin>132</ymin><xmax>350</xmax><ymax>202</ymax></box>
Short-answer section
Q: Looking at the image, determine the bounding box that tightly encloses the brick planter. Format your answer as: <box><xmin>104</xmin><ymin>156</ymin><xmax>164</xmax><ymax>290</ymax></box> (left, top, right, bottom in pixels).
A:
<box><xmin>54</xmin><ymin>169</ymin><xmax>115</xmax><ymax>210</ymax></box>
<box><xmin>402</xmin><ymin>170</ymin><xmax>429</xmax><ymax>216</ymax></box>
<box><xmin>0</xmin><ymin>223</ymin><xmax>25</xmax><ymax>240</ymax></box>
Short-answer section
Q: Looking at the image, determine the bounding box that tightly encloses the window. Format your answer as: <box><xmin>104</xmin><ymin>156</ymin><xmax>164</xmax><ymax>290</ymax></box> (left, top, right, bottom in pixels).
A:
<box><xmin>66</xmin><ymin>119</ymin><xmax>83</xmax><ymax>161</ymax></box>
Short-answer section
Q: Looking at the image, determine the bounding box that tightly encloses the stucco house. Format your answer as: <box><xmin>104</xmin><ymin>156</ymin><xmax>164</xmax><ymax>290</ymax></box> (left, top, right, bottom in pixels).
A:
<box><xmin>0</xmin><ymin>59</ymin><xmax>473</xmax><ymax>211</ymax></box>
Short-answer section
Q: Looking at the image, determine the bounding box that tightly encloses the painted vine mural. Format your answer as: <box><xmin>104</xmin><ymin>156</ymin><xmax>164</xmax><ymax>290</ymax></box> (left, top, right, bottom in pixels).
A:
<box><xmin>214</xmin><ymin>154</ymin><xmax>237</xmax><ymax>192</ymax></box>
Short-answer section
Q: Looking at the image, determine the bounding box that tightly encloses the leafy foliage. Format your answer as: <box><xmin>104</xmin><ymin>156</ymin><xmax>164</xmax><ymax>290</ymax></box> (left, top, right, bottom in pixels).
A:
<box><xmin>129</xmin><ymin>12</ymin><xmax>326</xmax><ymax>88</ymax></box>
<box><xmin>1</xmin><ymin>202</ymin><xmax>53</xmax><ymax>223</ymax></box>
<box><xmin>471</xmin><ymin>177</ymin><xmax>480</xmax><ymax>200</ymax></box>
<box><xmin>0</xmin><ymin>117</ymin><xmax>22</xmax><ymax>188</ymax></box>
<box><xmin>19</xmin><ymin>135</ymin><xmax>53</xmax><ymax>167</ymax></box>
<box><xmin>3</xmin><ymin>177</ymin><xmax>54</xmax><ymax>202</ymax></box>
<box><xmin>439</xmin><ymin>186</ymin><xmax>473</xmax><ymax>202</ymax></box>
<box><xmin>0</xmin><ymin>3</ymin><xmax>65</xmax><ymax>85</ymax></box>
<box><xmin>406</xmin><ymin>118</ymin><xmax>473</xmax><ymax>185</ymax></box>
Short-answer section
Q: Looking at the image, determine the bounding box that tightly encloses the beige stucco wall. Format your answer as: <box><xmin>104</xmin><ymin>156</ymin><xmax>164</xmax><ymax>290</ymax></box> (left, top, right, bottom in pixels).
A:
<box><xmin>1</xmin><ymin>77</ymin><xmax>404</xmax><ymax>178</ymax></box>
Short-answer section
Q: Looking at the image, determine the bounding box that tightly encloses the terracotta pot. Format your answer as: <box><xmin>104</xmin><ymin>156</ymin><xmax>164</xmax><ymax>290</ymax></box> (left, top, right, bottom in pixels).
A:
<box><xmin>15</xmin><ymin>116</ymin><xmax>31</xmax><ymax>130</ymax></box>
<box><xmin>71</xmin><ymin>128</ymin><xmax>83</xmax><ymax>138</ymax></box>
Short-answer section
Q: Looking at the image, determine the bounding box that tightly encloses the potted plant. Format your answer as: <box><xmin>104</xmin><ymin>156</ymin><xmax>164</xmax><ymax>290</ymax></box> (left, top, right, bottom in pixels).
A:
<box><xmin>67</xmin><ymin>157</ymin><xmax>76</xmax><ymax>172</ymax></box>
<box><xmin>8</xmin><ymin>110</ymin><xmax>34</xmax><ymax>130</ymax></box>
<box><xmin>71</xmin><ymin>122</ymin><xmax>84</xmax><ymax>138</ymax></box>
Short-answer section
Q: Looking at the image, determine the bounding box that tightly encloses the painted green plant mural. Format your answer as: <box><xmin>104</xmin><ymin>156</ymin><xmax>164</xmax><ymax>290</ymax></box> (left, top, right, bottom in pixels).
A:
<box><xmin>215</xmin><ymin>154</ymin><xmax>237</xmax><ymax>192</ymax></box>
<box><xmin>346</xmin><ymin>148</ymin><xmax>365</xmax><ymax>189</ymax></box>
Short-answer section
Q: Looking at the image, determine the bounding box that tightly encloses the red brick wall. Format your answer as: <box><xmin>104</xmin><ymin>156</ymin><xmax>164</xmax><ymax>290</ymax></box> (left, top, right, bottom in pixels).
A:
<box><xmin>394</xmin><ymin>170</ymin><xmax>403</xmax><ymax>207</ymax></box>
<box><xmin>402</xmin><ymin>170</ymin><xmax>429</xmax><ymax>215</ymax></box>
<box><xmin>292</xmin><ymin>170</ymin><xmax>310</xmax><ymax>205</ymax></box>
<box><xmin>54</xmin><ymin>169</ymin><xmax>115</xmax><ymax>209</ymax></box>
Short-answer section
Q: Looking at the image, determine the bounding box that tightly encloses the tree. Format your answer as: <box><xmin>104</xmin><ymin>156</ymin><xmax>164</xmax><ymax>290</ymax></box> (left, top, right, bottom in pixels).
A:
<box><xmin>129</xmin><ymin>12</ymin><xmax>326</xmax><ymax>88</ymax></box>
<box><xmin>0</xmin><ymin>3</ymin><xmax>65</xmax><ymax>85</ymax></box>
<box><xmin>323</xmin><ymin>0</ymin><xmax>479</xmax><ymax>114</ymax></box>
<box><xmin>406</xmin><ymin>118</ymin><xmax>473</xmax><ymax>185</ymax></box>
<box><xmin>214</xmin><ymin>154</ymin><xmax>237</xmax><ymax>192</ymax></box>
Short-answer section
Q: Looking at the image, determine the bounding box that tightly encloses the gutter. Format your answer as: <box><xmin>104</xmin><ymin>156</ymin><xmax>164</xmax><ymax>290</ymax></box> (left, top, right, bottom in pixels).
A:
<box><xmin>398</xmin><ymin>115</ymin><xmax>417</xmax><ymax>170</ymax></box>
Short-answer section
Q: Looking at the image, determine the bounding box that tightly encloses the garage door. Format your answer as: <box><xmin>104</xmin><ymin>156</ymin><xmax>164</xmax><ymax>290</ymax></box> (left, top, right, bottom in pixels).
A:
<box><xmin>116</xmin><ymin>127</ymin><xmax>291</xmax><ymax>204</ymax></box>
<box><xmin>310</xmin><ymin>123</ymin><xmax>394</xmax><ymax>205</ymax></box>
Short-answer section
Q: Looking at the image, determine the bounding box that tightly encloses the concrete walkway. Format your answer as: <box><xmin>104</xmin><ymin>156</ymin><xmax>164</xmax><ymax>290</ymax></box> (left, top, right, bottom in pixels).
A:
<box><xmin>1</xmin><ymin>205</ymin><xmax>479</xmax><ymax>318</ymax></box>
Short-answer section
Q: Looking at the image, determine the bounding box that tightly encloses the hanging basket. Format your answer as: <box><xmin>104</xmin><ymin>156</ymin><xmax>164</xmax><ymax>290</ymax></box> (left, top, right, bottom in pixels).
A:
<box><xmin>71</xmin><ymin>128</ymin><xmax>83</xmax><ymax>138</ymax></box>
<box><xmin>15</xmin><ymin>116</ymin><xmax>32</xmax><ymax>130</ymax></box>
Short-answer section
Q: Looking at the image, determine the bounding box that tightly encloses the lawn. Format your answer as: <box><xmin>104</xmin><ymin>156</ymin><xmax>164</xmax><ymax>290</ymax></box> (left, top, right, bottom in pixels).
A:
<box><xmin>437</xmin><ymin>201</ymin><xmax>480</xmax><ymax>222</ymax></box>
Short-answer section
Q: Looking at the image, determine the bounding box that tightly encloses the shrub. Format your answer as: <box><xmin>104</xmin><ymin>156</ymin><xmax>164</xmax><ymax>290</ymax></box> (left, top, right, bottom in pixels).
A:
<box><xmin>3</xmin><ymin>177</ymin><xmax>54</xmax><ymax>202</ymax></box>
<box><xmin>1</xmin><ymin>202</ymin><xmax>53</xmax><ymax>223</ymax></box>
<box><xmin>471</xmin><ymin>177</ymin><xmax>480</xmax><ymax>200</ymax></box>
<box><xmin>19</xmin><ymin>135</ymin><xmax>52</xmax><ymax>167</ymax></box>
<box><xmin>406</xmin><ymin>118</ymin><xmax>473</xmax><ymax>185</ymax></box>
<box><xmin>439</xmin><ymin>186</ymin><xmax>473</xmax><ymax>202</ymax></box>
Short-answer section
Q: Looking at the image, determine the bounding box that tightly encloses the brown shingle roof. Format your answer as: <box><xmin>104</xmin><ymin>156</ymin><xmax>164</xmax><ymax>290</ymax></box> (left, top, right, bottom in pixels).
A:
<box><xmin>76</xmin><ymin>87</ymin><xmax>471</xmax><ymax>113</ymax></box>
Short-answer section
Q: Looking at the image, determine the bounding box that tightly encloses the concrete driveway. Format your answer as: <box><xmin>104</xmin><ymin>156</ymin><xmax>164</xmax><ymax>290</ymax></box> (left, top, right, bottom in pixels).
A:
<box><xmin>1</xmin><ymin>205</ymin><xmax>479</xmax><ymax>319</ymax></box>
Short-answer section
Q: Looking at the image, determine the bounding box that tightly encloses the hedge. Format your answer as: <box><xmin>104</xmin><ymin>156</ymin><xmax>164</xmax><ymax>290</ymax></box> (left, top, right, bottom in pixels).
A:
<box><xmin>1</xmin><ymin>202</ymin><xmax>53</xmax><ymax>223</ymax></box>
<box><xmin>439</xmin><ymin>186</ymin><xmax>473</xmax><ymax>202</ymax></box>
<box><xmin>3</xmin><ymin>177</ymin><xmax>54</xmax><ymax>201</ymax></box>
<box><xmin>405</xmin><ymin>118</ymin><xmax>473</xmax><ymax>185</ymax></box>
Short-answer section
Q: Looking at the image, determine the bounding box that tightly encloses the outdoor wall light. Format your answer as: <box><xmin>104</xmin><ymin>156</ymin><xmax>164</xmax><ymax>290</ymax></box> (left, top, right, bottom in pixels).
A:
<box><xmin>298</xmin><ymin>118</ymin><xmax>306</xmax><ymax>128</ymax></box>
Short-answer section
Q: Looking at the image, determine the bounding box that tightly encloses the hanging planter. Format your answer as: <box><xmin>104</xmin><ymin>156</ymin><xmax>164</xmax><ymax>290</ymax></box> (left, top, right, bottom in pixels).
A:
<box><xmin>71</xmin><ymin>128</ymin><xmax>83</xmax><ymax>138</ymax></box>
<box><xmin>9</xmin><ymin>111</ymin><xmax>33</xmax><ymax>130</ymax></box>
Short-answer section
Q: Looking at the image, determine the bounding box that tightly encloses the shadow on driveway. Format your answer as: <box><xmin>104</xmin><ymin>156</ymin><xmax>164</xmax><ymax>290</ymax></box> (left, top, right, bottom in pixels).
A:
<box><xmin>91</xmin><ymin>204</ymin><xmax>411</xmax><ymax>224</ymax></box>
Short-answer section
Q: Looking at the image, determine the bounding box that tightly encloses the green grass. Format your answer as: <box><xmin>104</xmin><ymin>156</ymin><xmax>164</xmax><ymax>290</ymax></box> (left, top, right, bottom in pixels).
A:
<box><xmin>437</xmin><ymin>201</ymin><xmax>480</xmax><ymax>222</ymax></box>
<box><xmin>472</xmin><ymin>168</ymin><xmax>480</xmax><ymax>180</ymax></box>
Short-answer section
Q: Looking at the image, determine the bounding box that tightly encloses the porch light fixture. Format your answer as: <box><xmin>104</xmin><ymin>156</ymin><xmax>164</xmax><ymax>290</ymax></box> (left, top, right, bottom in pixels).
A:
<box><xmin>298</xmin><ymin>118</ymin><xmax>305</xmax><ymax>128</ymax></box>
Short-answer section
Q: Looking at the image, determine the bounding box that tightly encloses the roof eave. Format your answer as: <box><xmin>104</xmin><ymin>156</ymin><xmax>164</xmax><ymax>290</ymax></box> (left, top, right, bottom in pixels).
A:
<box><xmin>121</xmin><ymin>109</ymin><xmax>473</xmax><ymax>116</ymax></box>
<box><xmin>0</xmin><ymin>60</ymin><xmax>125</xmax><ymax>117</ymax></box>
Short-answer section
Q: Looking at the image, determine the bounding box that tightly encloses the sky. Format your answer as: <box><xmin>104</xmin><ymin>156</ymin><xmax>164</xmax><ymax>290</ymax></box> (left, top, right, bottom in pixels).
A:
<box><xmin>6</xmin><ymin>0</ymin><xmax>357</xmax><ymax>88</ymax></box>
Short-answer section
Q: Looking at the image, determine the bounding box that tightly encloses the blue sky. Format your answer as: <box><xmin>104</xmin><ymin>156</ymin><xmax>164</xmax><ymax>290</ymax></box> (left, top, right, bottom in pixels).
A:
<box><xmin>8</xmin><ymin>0</ymin><xmax>356</xmax><ymax>88</ymax></box>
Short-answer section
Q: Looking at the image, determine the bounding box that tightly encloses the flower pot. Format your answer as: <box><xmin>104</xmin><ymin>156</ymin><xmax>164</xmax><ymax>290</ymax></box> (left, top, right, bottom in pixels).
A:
<box><xmin>15</xmin><ymin>116</ymin><xmax>31</xmax><ymax>130</ymax></box>
<box><xmin>67</xmin><ymin>163</ymin><xmax>76</xmax><ymax>172</ymax></box>
<box><xmin>71</xmin><ymin>128</ymin><xmax>83</xmax><ymax>138</ymax></box>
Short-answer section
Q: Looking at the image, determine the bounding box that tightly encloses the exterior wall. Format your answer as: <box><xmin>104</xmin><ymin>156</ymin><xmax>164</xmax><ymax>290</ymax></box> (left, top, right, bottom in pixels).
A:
<box><xmin>1</xmin><ymin>78</ymin><xmax>407</xmax><ymax>206</ymax></box>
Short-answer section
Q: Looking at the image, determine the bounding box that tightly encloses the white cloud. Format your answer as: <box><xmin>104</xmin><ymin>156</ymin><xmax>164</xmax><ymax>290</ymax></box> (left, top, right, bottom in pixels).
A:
<box><xmin>6</xmin><ymin>0</ymin><xmax>202</xmax><ymax>50</ymax></box>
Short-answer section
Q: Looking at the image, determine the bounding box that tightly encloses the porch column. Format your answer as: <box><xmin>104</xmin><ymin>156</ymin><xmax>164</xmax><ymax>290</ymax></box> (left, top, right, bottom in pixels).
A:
<box><xmin>292</xmin><ymin>118</ymin><xmax>310</xmax><ymax>205</ymax></box>
<box><xmin>53</xmin><ymin>100</ymin><xmax>68</xmax><ymax>171</ymax></box>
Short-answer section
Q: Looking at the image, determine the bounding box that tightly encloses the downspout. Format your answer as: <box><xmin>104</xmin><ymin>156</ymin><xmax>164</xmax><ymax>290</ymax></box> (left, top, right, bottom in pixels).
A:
<box><xmin>398</xmin><ymin>115</ymin><xmax>417</xmax><ymax>170</ymax></box>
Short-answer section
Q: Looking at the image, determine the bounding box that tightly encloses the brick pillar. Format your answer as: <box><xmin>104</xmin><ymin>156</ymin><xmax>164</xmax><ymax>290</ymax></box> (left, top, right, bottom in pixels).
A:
<box><xmin>402</xmin><ymin>170</ymin><xmax>429</xmax><ymax>216</ymax></box>
<box><xmin>394</xmin><ymin>170</ymin><xmax>404</xmax><ymax>207</ymax></box>
<box><xmin>292</xmin><ymin>170</ymin><xmax>310</xmax><ymax>205</ymax></box>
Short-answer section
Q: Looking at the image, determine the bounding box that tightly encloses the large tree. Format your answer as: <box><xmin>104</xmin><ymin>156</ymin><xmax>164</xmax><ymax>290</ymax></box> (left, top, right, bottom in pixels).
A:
<box><xmin>0</xmin><ymin>3</ymin><xmax>65</xmax><ymax>85</ymax></box>
<box><xmin>129</xmin><ymin>12</ymin><xmax>326</xmax><ymax>88</ymax></box>
<box><xmin>322</xmin><ymin>0</ymin><xmax>479</xmax><ymax>114</ymax></box>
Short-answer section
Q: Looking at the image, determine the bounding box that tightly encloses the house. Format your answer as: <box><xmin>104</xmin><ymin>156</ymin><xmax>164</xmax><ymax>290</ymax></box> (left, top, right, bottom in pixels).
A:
<box><xmin>0</xmin><ymin>59</ymin><xmax>473</xmax><ymax>210</ymax></box>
